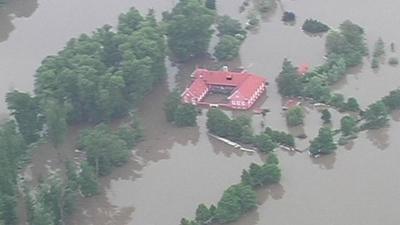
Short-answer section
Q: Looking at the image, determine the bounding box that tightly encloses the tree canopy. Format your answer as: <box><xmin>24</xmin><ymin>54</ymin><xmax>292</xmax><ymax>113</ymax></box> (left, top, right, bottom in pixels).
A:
<box><xmin>164</xmin><ymin>0</ymin><xmax>215</xmax><ymax>61</ymax></box>
<box><xmin>34</xmin><ymin>9</ymin><xmax>166</xmax><ymax>123</ymax></box>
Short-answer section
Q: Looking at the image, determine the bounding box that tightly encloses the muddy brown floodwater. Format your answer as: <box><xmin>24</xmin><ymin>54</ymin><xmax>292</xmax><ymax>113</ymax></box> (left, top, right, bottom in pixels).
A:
<box><xmin>1</xmin><ymin>0</ymin><xmax>399</xmax><ymax>225</ymax></box>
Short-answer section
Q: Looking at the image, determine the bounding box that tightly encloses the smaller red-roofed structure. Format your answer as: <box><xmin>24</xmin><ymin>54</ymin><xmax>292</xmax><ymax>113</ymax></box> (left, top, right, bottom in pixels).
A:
<box><xmin>181</xmin><ymin>67</ymin><xmax>268</xmax><ymax>109</ymax></box>
<box><xmin>297</xmin><ymin>64</ymin><xmax>310</xmax><ymax>76</ymax></box>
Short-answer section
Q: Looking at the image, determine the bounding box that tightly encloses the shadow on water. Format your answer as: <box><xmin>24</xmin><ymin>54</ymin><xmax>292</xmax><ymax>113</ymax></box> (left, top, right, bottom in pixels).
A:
<box><xmin>311</xmin><ymin>153</ymin><xmax>336</xmax><ymax>170</ymax></box>
<box><xmin>366</xmin><ymin>127</ymin><xmax>390</xmax><ymax>150</ymax></box>
<box><xmin>0</xmin><ymin>0</ymin><xmax>39</xmax><ymax>42</ymax></box>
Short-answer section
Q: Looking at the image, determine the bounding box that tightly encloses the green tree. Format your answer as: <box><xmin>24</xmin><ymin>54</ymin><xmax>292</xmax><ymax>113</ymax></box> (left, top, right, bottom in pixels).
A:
<box><xmin>214</xmin><ymin>35</ymin><xmax>241</xmax><ymax>61</ymax></box>
<box><xmin>195</xmin><ymin>204</ymin><xmax>213</xmax><ymax>224</ymax></box>
<box><xmin>215</xmin><ymin>184</ymin><xmax>257</xmax><ymax>224</ymax></box>
<box><xmin>302</xmin><ymin>19</ymin><xmax>329</xmax><ymax>33</ymax></box>
<box><xmin>321</xmin><ymin>109</ymin><xmax>331</xmax><ymax>124</ymax></box>
<box><xmin>363</xmin><ymin>101</ymin><xmax>389</xmax><ymax>129</ymax></box>
<box><xmin>309</xmin><ymin>127</ymin><xmax>337</xmax><ymax>155</ymax></box>
<box><xmin>326</xmin><ymin>20</ymin><xmax>367</xmax><ymax>67</ymax></box>
<box><xmin>276</xmin><ymin>59</ymin><xmax>303</xmax><ymax>97</ymax></box>
<box><xmin>44</xmin><ymin>100</ymin><xmax>67</xmax><ymax>149</ymax></box>
<box><xmin>303</xmin><ymin>77</ymin><xmax>331</xmax><ymax>102</ymax></box>
<box><xmin>286</xmin><ymin>106</ymin><xmax>304</xmax><ymax>126</ymax></box>
<box><xmin>6</xmin><ymin>90</ymin><xmax>43</xmax><ymax>144</ymax></box>
<box><xmin>79</xmin><ymin>163</ymin><xmax>99</xmax><ymax>197</ymax></box>
<box><xmin>174</xmin><ymin>104</ymin><xmax>197</xmax><ymax>127</ymax></box>
<box><xmin>345</xmin><ymin>97</ymin><xmax>360</xmax><ymax>112</ymax></box>
<box><xmin>382</xmin><ymin>89</ymin><xmax>400</xmax><ymax>110</ymax></box>
<box><xmin>241</xmin><ymin>161</ymin><xmax>281</xmax><ymax>188</ymax></box>
<box><xmin>165</xmin><ymin>0</ymin><xmax>215</xmax><ymax>61</ymax></box>
<box><xmin>266</xmin><ymin>153</ymin><xmax>279</xmax><ymax>165</ymax></box>
<box><xmin>216</xmin><ymin>15</ymin><xmax>246</xmax><ymax>37</ymax></box>
<box><xmin>164</xmin><ymin>90</ymin><xmax>181</xmax><ymax>122</ymax></box>
<box><xmin>117</xmin><ymin>7</ymin><xmax>144</xmax><ymax>35</ymax></box>
<box><xmin>79</xmin><ymin>124</ymin><xmax>130</xmax><ymax>176</ymax></box>
<box><xmin>31</xmin><ymin>204</ymin><xmax>55</xmax><ymax>225</ymax></box>
<box><xmin>254</xmin><ymin>133</ymin><xmax>277</xmax><ymax>153</ymax></box>
<box><xmin>372</xmin><ymin>38</ymin><xmax>385</xmax><ymax>57</ymax></box>
<box><xmin>340</xmin><ymin>116</ymin><xmax>357</xmax><ymax>136</ymax></box>
<box><xmin>206</xmin><ymin>109</ymin><xmax>231</xmax><ymax>137</ymax></box>
<box><xmin>329</xmin><ymin>93</ymin><xmax>345</xmax><ymax>108</ymax></box>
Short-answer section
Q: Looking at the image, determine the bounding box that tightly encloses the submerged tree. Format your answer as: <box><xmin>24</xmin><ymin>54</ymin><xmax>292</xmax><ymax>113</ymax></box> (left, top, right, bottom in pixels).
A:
<box><xmin>309</xmin><ymin>127</ymin><xmax>337</xmax><ymax>155</ymax></box>
<box><xmin>165</xmin><ymin>0</ymin><xmax>215</xmax><ymax>61</ymax></box>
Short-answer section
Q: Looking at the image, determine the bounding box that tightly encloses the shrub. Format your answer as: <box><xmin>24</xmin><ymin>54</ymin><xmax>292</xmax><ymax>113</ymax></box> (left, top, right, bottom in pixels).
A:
<box><xmin>302</xmin><ymin>19</ymin><xmax>329</xmax><ymax>33</ymax></box>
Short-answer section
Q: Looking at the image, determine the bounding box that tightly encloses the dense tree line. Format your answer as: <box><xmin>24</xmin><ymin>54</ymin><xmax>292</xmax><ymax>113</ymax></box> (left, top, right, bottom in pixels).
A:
<box><xmin>164</xmin><ymin>90</ymin><xmax>197</xmax><ymax>127</ymax></box>
<box><xmin>2</xmin><ymin>9</ymin><xmax>160</xmax><ymax>223</ymax></box>
<box><xmin>34</xmin><ymin>8</ymin><xmax>166</xmax><ymax>124</ymax></box>
<box><xmin>277</xmin><ymin>21</ymin><xmax>367</xmax><ymax>106</ymax></box>
<box><xmin>164</xmin><ymin>0</ymin><xmax>215</xmax><ymax>61</ymax></box>
<box><xmin>79</xmin><ymin>123</ymin><xmax>140</xmax><ymax>177</ymax></box>
<box><xmin>0</xmin><ymin>121</ymin><xmax>27</xmax><ymax>225</ymax></box>
<box><xmin>206</xmin><ymin>109</ymin><xmax>295</xmax><ymax>152</ymax></box>
<box><xmin>302</xmin><ymin>19</ymin><xmax>329</xmax><ymax>33</ymax></box>
<box><xmin>206</xmin><ymin>109</ymin><xmax>254</xmax><ymax>143</ymax></box>
<box><xmin>180</xmin><ymin>154</ymin><xmax>281</xmax><ymax>225</ymax></box>
<box><xmin>214</xmin><ymin>15</ymin><xmax>247</xmax><ymax>61</ymax></box>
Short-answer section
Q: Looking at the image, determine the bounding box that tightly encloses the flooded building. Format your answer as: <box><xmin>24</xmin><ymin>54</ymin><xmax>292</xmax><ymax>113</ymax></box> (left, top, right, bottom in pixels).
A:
<box><xmin>181</xmin><ymin>67</ymin><xmax>268</xmax><ymax>109</ymax></box>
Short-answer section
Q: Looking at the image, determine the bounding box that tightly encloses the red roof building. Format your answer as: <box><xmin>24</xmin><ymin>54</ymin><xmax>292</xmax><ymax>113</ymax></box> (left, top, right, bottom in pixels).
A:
<box><xmin>297</xmin><ymin>64</ymin><xmax>310</xmax><ymax>76</ymax></box>
<box><xmin>181</xmin><ymin>68</ymin><xmax>268</xmax><ymax>109</ymax></box>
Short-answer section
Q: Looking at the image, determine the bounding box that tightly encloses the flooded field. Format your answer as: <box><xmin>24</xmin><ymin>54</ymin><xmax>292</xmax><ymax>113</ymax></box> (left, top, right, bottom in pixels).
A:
<box><xmin>0</xmin><ymin>0</ymin><xmax>399</xmax><ymax>225</ymax></box>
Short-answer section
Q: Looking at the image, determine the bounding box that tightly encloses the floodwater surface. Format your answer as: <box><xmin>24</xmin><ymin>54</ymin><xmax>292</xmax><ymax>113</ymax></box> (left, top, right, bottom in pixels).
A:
<box><xmin>1</xmin><ymin>0</ymin><xmax>400</xmax><ymax>225</ymax></box>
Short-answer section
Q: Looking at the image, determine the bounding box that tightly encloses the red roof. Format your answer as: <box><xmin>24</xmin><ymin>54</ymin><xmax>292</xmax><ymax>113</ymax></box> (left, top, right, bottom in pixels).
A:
<box><xmin>184</xmin><ymin>68</ymin><xmax>267</xmax><ymax>107</ymax></box>
<box><xmin>195</xmin><ymin>69</ymin><xmax>251</xmax><ymax>86</ymax></box>
<box><xmin>297</xmin><ymin>64</ymin><xmax>310</xmax><ymax>75</ymax></box>
<box><xmin>231</xmin><ymin>75</ymin><xmax>266</xmax><ymax>100</ymax></box>
<box><xmin>185</xmin><ymin>78</ymin><xmax>207</xmax><ymax>98</ymax></box>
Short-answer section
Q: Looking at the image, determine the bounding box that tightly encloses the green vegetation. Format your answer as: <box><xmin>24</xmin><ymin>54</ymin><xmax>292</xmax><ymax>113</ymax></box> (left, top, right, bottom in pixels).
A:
<box><xmin>215</xmin><ymin>184</ymin><xmax>257</xmax><ymax>223</ymax></box>
<box><xmin>174</xmin><ymin>104</ymin><xmax>198</xmax><ymax>127</ymax></box>
<box><xmin>254</xmin><ymin>133</ymin><xmax>277</xmax><ymax>153</ymax></box>
<box><xmin>276</xmin><ymin>59</ymin><xmax>303</xmax><ymax>97</ymax></box>
<box><xmin>27</xmin><ymin>167</ymin><xmax>79</xmax><ymax>225</ymax></box>
<box><xmin>325</xmin><ymin>20</ymin><xmax>367</xmax><ymax>68</ymax></box>
<box><xmin>216</xmin><ymin>15</ymin><xmax>246</xmax><ymax>38</ymax></box>
<box><xmin>214</xmin><ymin>35</ymin><xmax>242</xmax><ymax>61</ymax></box>
<box><xmin>309</xmin><ymin>127</ymin><xmax>337</xmax><ymax>155</ymax></box>
<box><xmin>6</xmin><ymin>91</ymin><xmax>43</xmax><ymax>144</ymax></box>
<box><xmin>264</xmin><ymin>127</ymin><xmax>295</xmax><ymax>147</ymax></box>
<box><xmin>164</xmin><ymin>0</ymin><xmax>215</xmax><ymax>61</ymax></box>
<box><xmin>33</xmin><ymin>9</ymin><xmax>165</xmax><ymax>124</ymax></box>
<box><xmin>321</xmin><ymin>109</ymin><xmax>331</xmax><ymax>124</ymax></box>
<box><xmin>241</xmin><ymin>160</ymin><xmax>281</xmax><ymax>188</ymax></box>
<box><xmin>164</xmin><ymin>90</ymin><xmax>197</xmax><ymax>127</ymax></box>
<box><xmin>361</xmin><ymin>101</ymin><xmax>389</xmax><ymax>129</ymax></box>
<box><xmin>382</xmin><ymin>89</ymin><xmax>400</xmax><ymax>111</ymax></box>
<box><xmin>371</xmin><ymin>38</ymin><xmax>385</xmax><ymax>68</ymax></box>
<box><xmin>214</xmin><ymin>16</ymin><xmax>246</xmax><ymax>61</ymax></box>
<box><xmin>181</xmin><ymin>156</ymin><xmax>281</xmax><ymax>225</ymax></box>
<box><xmin>79</xmin><ymin>163</ymin><xmax>99</xmax><ymax>197</ymax></box>
<box><xmin>0</xmin><ymin>121</ymin><xmax>27</xmax><ymax>225</ymax></box>
<box><xmin>286</xmin><ymin>106</ymin><xmax>305</xmax><ymax>126</ymax></box>
<box><xmin>302</xmin><ymin>19</ymin><xmax>329</xmax><ymax>33</ymax></box>
<box><xmin>206</xmin><ymin>109</ymin><xmax>254</xmax><ymax>142</ymax></box>
<box><xmin>340</xmin><ymin>116</ymin><xmax>357</xmax><ymax>136</ymax></box>
<box><xmin>79</xmin><ymin>123</ymin><xmax>139</xmax><ymax>176</ymax></box>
